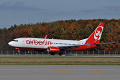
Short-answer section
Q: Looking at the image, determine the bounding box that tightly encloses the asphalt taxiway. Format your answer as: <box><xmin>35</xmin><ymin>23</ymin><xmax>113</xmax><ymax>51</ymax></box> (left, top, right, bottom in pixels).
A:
<box><xmin>0</xmin><ymin>65</ymin><xmax>120</xmax><ymax>80</ymax></box>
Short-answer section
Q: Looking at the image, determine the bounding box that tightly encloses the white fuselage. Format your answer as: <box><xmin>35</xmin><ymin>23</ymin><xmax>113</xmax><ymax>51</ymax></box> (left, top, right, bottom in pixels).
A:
<box><xmin>8</xmin><ymin>38</ymin><xmax>87</xmax><ymax>49</ymax></box>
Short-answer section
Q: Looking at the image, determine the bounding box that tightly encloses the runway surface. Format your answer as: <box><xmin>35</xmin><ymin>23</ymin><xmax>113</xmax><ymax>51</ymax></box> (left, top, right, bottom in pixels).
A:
<box><xmin>0</xmin><ymin>65</ymin><xmax>120</xmax><ymax>80</ymax></box>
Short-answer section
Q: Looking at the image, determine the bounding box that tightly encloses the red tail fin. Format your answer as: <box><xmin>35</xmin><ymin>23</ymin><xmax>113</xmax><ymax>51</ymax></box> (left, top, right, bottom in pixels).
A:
<box><xmin>85</xmin><ymin>23</ymin><xmax>105</xmax><ymax>44</ymax></box>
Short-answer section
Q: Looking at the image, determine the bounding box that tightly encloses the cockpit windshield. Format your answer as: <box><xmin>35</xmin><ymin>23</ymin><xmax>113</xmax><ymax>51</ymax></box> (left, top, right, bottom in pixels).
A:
<box><xmin>14</xmin><ymin>40</ymin><xmax>18</xmax><ymax>42</ymax></box>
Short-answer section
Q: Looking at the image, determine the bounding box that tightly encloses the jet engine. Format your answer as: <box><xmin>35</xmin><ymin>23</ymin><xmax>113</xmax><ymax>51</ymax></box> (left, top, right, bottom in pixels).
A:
<box><xmin>47</xmin><ymin>47</ymin><xmax>59</xmax><ymax>52</ymax></box>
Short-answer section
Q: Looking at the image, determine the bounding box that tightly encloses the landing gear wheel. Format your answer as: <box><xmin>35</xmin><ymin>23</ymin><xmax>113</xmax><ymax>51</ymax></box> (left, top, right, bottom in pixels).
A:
<box><xmin>51</xmin><ymin>52</ymin><xmax>55</xmax><ymax>55</ymax></box>
<box><xmin>59</xmin><ymin>52</ymin><xmax>63</xmax><ymax>56</ymax></box>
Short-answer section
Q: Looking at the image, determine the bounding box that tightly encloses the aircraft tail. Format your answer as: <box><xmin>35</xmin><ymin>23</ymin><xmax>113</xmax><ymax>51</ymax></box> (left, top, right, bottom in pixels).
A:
<box><xmin>85</xmin><ymin>23</ymin><xmax>105</xmax><ymax>44</ymax></box>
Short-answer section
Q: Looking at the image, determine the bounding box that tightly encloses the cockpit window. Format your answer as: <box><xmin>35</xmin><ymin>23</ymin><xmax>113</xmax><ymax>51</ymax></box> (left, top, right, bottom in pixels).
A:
<box><xmin>14</xmin><ymin>40</ymin><xmax>18</xmax><ymax>42</ymax></box>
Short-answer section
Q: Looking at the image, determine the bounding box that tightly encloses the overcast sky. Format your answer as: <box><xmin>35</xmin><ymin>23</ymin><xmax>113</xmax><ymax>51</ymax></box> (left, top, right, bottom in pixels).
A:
<box><xmin>0</xmin><ymin>0</ymin><xmax>120</xmax><ymax>28</ymax></box>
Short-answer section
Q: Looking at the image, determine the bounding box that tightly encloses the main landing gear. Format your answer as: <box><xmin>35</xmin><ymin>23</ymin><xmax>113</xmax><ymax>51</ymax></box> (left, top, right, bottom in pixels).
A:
<box><xmin>50</xmin><ymin>52</ymin><xmax>64</xmax><ymax>56</ymax></box>
<box><xmin>59</xmin><ymin>52</ymin><xmax>63</xmax><ymax>56</ymax></box>
<box><xmin>51</xmin><ymin>52</ymin><xmax>55</xmax><ymax>55</ymax></box>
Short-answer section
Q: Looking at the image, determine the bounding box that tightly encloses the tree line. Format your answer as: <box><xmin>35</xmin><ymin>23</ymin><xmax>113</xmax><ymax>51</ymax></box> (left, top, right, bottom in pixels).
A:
<box><xmin>0</xmin><ymin>19</ymin><xmax>120</xmax><ymax>51</ymax></box>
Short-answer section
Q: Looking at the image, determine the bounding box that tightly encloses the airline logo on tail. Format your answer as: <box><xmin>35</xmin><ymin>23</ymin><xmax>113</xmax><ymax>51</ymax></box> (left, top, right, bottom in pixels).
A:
<box><xmin>94</xmin><ymin>26</ymin><xmax>103</xmax><ymax>40</ymax></box>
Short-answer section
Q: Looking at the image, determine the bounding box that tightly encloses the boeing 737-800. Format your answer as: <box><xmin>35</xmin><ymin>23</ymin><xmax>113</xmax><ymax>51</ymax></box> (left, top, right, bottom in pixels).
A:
<box><xmin>8</xmin><ymin>23</ymin><xmax>111</xmax><ymax>55</ymax></box>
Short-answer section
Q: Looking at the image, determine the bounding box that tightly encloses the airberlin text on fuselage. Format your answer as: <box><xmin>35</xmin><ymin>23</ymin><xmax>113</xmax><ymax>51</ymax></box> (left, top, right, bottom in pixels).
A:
<box><xmin>26</xmin><ymin>39</ymin><xmax>51</xmax><ymax>45</ymax></box>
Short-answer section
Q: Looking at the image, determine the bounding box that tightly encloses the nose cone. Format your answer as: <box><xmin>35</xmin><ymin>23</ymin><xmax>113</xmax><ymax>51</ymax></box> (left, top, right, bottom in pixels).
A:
<box><xmin>8</xmin><ymin>41</ymin><xmax>13</xmax><ymax>46</ymax></box>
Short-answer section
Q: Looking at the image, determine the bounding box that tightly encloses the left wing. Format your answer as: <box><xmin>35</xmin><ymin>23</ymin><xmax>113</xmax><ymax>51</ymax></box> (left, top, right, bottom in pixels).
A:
<box><xmin>58</xmin><ymin>42</ymin><xmax>115</xmax><ymax>50</ymax></box>
<box><xmin>58</xmin><ymin>44</ymin><xmax>92</xmax><ymax>50</ymax></box>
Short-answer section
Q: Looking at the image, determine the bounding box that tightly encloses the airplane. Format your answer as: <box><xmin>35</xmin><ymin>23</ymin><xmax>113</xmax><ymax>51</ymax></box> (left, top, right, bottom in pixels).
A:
<box><xmin>8</xmin><ymin>23</ymin><xmax>112</xmax><ymax>55</ymax></box>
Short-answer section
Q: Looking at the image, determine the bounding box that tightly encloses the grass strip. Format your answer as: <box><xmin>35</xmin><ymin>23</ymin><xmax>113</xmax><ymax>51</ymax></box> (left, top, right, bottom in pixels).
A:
<box><xmin>0</xmin><ymin>57</ymin><xmax>120</xmax><ymax>65</ymax></box>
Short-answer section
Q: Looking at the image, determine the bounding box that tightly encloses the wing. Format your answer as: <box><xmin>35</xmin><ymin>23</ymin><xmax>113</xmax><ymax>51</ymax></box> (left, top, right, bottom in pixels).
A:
<box><xmin>58</xmin><ymin>44</ymin><xmax>91</xmax><ymax>50</ymax></box>
<box><xmin>57</xmin><ymin>42</ymin><xmax>115</xmax><ymax>50</ymax></box>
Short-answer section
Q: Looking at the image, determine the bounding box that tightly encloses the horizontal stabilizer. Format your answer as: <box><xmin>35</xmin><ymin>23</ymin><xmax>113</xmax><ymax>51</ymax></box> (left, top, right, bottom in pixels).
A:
<box><xmin>95</xmin><ymin>42</ymin><xmax>116</xmax><ymax>45</ymax></box>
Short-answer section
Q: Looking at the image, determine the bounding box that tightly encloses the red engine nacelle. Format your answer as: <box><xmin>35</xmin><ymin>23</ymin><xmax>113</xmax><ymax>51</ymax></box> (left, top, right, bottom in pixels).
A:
<box><xmin>48</xmin><ymin>47</ymin><xmax>59</xmax><ymax>52</ymax></box>
<box><xmin>15</xmin><ymin>47</ymin><xmax>20</xmax><ymax>49</ymax></box>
